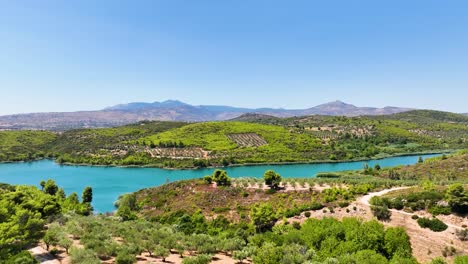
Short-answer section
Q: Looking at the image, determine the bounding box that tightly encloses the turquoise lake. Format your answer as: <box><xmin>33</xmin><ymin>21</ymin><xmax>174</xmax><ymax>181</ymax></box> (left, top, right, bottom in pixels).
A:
<box><xmin>0</xmin><ymin>154</ymin><xmax>441</xmax><ymax>213</ymax></box>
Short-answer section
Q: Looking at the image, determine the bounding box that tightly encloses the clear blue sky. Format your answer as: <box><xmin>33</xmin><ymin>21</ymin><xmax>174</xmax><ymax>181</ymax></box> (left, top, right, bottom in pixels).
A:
<box><xmin>1</xmin><ymin>0</ymin><xmax>467</xmax><ymax>115</ymax></box>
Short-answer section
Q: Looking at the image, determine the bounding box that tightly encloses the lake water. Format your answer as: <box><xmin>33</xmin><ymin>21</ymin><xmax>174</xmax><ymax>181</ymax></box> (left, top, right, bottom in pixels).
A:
<box><xmin>0</xmin><ymin>154</ymin><xmax>440</xmax><ymax>213</ymax></box>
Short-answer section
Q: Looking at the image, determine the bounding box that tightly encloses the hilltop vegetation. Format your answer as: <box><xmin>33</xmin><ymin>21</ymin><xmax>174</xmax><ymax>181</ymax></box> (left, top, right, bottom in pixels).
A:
<box><xmin>0</xmin><ymin>110</ymin><xmax>466</xmax><ymax>168</ymax></box>
<box><xmin>0</xmin><ymin>180</ymin><xmax>93</xmax><ymax>263</ymax></box>
<box><xmin>0</xmin><ymin>130</ymin><xmax>56</xmax><ymax>161</ymax></box>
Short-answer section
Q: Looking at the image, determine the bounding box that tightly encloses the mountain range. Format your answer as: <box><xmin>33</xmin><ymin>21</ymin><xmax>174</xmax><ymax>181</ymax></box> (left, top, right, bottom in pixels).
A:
<box><xmin>0</xmin><ymin>100</ymin><xmax>413</xmax><ymax>130</ymax></box>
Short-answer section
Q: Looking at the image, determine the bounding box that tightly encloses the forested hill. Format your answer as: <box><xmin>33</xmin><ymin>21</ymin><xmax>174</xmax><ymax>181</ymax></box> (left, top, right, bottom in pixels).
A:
<box><xmin>0</xmin><ymin>110</ymin><xmax>466</xmax><ymax>168</ymax></box>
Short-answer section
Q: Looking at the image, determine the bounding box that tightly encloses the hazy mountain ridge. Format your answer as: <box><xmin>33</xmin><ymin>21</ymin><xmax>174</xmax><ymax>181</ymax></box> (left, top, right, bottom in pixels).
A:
<box><xmin>0</xmin><ymin>100</ymin><xmax>413</xmax><ymax>130</ymax></box>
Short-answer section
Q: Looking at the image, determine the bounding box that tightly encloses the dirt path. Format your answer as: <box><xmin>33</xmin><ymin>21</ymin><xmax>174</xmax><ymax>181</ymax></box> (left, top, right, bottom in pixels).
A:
<box><xmin>28</xmin><ymin>246</ymin><xmax>61</xmax><ymax>264</ymax></box>
<box><xmin>358</xmin><ymin>187</ymin><xmax>410</xmax><ymax>207</ymax></box>
<box><xmin>288</xmin><ymin>187</ymin><xmax>468</xmax><ymax>264</ymax></box>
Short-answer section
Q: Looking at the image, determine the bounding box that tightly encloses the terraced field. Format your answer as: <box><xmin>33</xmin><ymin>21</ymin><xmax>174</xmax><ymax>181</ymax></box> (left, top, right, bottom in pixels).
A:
<box><xmin>226</xmin><ymin>133</ymin><xmax>267</xmax><ymax>147</ymax></box>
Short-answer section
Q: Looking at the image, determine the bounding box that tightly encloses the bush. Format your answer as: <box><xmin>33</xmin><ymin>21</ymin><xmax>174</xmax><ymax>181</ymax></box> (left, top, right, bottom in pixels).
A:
<box><xmin>371</xmin><ymin>205</ymin><xmax>392</xmax><ymax>221</ymax></box>
<box><xmin>182</xmin><ymin>254</ymin><xmax>212</xmax><ymax>264</ymax></box>
<box><xmin>338</xmin><ymin>201</ymin><xmax>350</xmax><ymax>208</ymax></box>
<box><xmin>454</xmin><ymin>256</ymin><xmax>468</xmax><ymax>264</ymax></box>
<box><xmin>417</xmin><ymin>217</ymin><xmax>448</xmax><ymax>232</ymax></box>
<box><xmin>428</xmin><ymin>205</ymin><xmax>451</xmax><ymax>216</ymax></box>
<box><xmin>115</xmin><ymin>251</ymin><xmax>136</xmax><ymax>264</ymax></box>
<box><xmin>4</xmin><ymin>251</ymin><xmax>39</xmax><ymax>264</ymax></box>
<box><xmin>411</xmin><ymin>215</ymin><xmax>419</xmax><ymax>220</ymax></box>
<box><xmin>430</xmin><ymin>257</ymin><xmax>448</xmax><ymax>264</ymax></box>
<box><xmin>442</xmin><ymin>246</ymin><xmax>457</xmax><ymax>257</ymax></box>
<box><xmin>316</xmin><ymin>173</ymin><xmax>341</xmax><ymax>178</ymax></box>
<box><xmin>309</xmin><ymin>202</ymin><xmax>324</xmax><ymax>211</ymax></box>
<box><xmin>69</xmin><ymin>247</ymin><xmax>100</xmax><ymax>264</ymax></box>
<box><xmin>304</xmin><ymin>211</ymin><xmax>311</xmax><ymax>218</ymax></box>
<box><xmin>203</xmin><ymin>175</ymin><xmax>212</xmax><ymax>184</ymax></box>
<box><xmin>456</xmin><ymin>229</ymin><xmax>468</xmax><ymax>241</ymax></box>
<box><xmin>389</xmin><ymin>199</ymin><xmax>404</xmax><ymax>210</ymax></box>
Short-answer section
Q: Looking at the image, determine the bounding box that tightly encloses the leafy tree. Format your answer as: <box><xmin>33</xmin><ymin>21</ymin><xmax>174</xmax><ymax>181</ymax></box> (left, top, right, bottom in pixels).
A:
<box><xmin>263</xmin><ymin>170</ymin><xmax>282</xmax><ymax>189</ymax></box>
<box><xmin>58</xmin><ymin>235</ymin><xmax>73</xmax><ymax>254</ymax></box>
<box><xmin>250</xmin><ymin>203</ymin><xmax>277</xmax><ymax>232</ymax></box>
<box><xmin>253</xmin><ymin>242</ymin><xmax>283</xmax><ymax>264</ymax></box>
<box><xmin>69</xmin><ymin>247</ymin><xmax>100</xmax><ymax>264</ymax></box>
<box><xmin>446</xmin><ymin>184</ymin><xmax>468</xmax><ymax>214</ymax></box>
<box><xmin>4</xmin><ymin>251</ymin><xmax>38</xmax><ymax>264</ymax></box>
<box><xmin>351</xmin><ymin>250</ymin><xmax>389</xmax><ymax>264</ymax></box>
<box><xmin>153</xmin><ymin>245</ymin><xmax>170</xmax><ymax>262</ymax></box>
<box><xmin>82</xmin><ymin>186</ymin><xmax>93</xmax><ymax>204</ymax></box>
<box><xmin>384</xmin><ymin>227</ymin><xmax>412</xmax><ymax>258</ymax></box>
<box><xmin>43</xmin><ymin>224</ymin><xmax>61</xmax><ymax>250</ymax></box>
<box><xmin>371</xmin><ymin>205</ymin><xmax>392</xmax><ymax>221</ymax></box>
<box><xmin>44</xmin><ymin>179</ymin><xmax>58</xmax><ymax>196</ymax></box>
<box><xmin>116</xmin><ymin>194</ymin><xmax>138</xmax><ymax>221</ymax></box>
<box><xmin>203</xmin><ymin>175</ymin><xmax>212</xmax><ymax>184</ymax></box>
<box><xmin>212</xmin><ymin>169</ymin><xmax>231</xmax><ymax>186</ymax></box>
<box><xmin>282</xmin><ymin>243</ymin><xmax>313</xmax><ymax>264</ymax></box>
<box><xmin>181</xmin><ymin>254</ymin><xmax>212</xmax><ymax>264</ymax></box>
<box><xmin>233</xmin><ymin>247</ymin><xmax>252</xmax><ymax>263</ymax></box>
<box><xmin>39</xmin><ymin>180</ymin><xmax>46</xmax><ymax>191</ymax></box>
<box><xmin>56</xmin><ymin>188</ymin><xmax>66</xmax><ymax>201</ymax></box>
<box><xmin>115</xmin><ymin>250</ymin><xmax>136</xmax><ymax>264</ymax></box>
<box><xmin>222</xmin><ymin>237</ymin><xmax>245</xmax><ymax>255</ymax></box>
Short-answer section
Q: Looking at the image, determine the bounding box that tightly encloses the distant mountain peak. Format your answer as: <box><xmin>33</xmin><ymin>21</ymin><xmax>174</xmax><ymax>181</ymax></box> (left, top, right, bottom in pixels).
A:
<box><xmin>157</xmin><ymin>100</ymin><xmax>189</xmax><ymax>107</ymax></box>
<box><xmin>313</xmin><ymin>100</ymin><xmax>357</xmax><ymax>109</ymax></box>
<box><xmin>0</xmin><ymin>100</ymin><xmax>415</xmax><ymax>130</ymax></box>
<box><xmin>105</xmin><ymin>100</ymin><xmax>190</xmax><ymax>111</ymax></box>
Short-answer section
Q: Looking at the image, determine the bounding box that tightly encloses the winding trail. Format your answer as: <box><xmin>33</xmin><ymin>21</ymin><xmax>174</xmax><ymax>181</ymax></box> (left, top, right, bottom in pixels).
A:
<box><xmin>356</xmin><ymin>187</ymin><xmax>467</xmax><ymax>263</ymax></box>
<box><xmin>28</xmin><ymin>246</ymin><xmax>61</xmax><ymax>264</ymax></box>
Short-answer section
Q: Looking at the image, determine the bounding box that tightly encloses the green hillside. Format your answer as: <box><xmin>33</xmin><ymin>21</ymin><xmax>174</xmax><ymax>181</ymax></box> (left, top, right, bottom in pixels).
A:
<box><xmin>142</xmin><ymin>121</ymin><xmax>322</xmax><ymax>152</ymax></box>
<box><xmin>0</xmin><ymin>130</ymin><xmax>57</xmax><ymax>161</ymax></box>
<box><xmin>0</xmin><ymin>111</ymin><xmax>467</xmax><ymax>168</ymax></box>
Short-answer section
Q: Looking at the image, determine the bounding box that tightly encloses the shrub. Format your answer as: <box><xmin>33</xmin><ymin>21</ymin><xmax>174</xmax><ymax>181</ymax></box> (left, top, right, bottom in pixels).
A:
<box><xmin>371</xmin><ymin>205</ymin><xmax>392</xmax><ymax>221</ymax></box>
<box><xmin>69</xmin><ymin>247</ymin><xmax>100</xmax><ymax>264</ymax></box>
<box><xmin>309</xmin><ymin>202</ymin><xmax>324</xmax><ymax>211</ymax></box>
<box><xmin>417</xmin><ymin>217</ymin><xmax>448</xmax><ymax>232</ymax></box>
<box><xmin>338</xmin><ymin>201</ymin><xmax>349</xmax><ymax>208</ymax></box>
<box><xmin>203</xmin><ymin>175</ymin><xmax>212</xmax><ymax>184</ymax></box>
<box><xmin>212</xmin><ymin>170</ymin><xmax>231</xmax><ymax>186</ymax></box>
<box><xmin>430</xmin><ymin>257</ymin><xmax>448</xmax><ymax>264</ymax></box>
<box><xmin>411</xmin><ymin>215</ymin><xmax>419</xmax><ymax>220</ymax></box>
<box><xmin>264</xmin><ymin>170</ymin><xmax>282</xmax><ymax>189</ymax></box>
<box><xmin>428</xmin><ymin>205</ymin><xmax>451</xmax><ymax>216</ymax></box>
<box><xmin>390</xmin><ymin>199</ymin><xmax>404</xmax><ymax>210</ymax></box>
<box><xmin>441</xmin><ymin>246</ymin><xmax>457</xmax><ymax>257</ymax></box>
<box><xmin>49</xmin><ymin>248</ymin><xmax>60</xmax><ymax>256</ymax></box>
<box><xmin>115</xmin><ymin>251</ymin><xmax>136</xmax><ymax>264</ymax></box>
<box><xmin>454</xmin><ymin>256</ymin><xmax>468</xmax><ymax>264</ymax></box>
<box><xmin>316</xmin><ymin>173</ymin><xmax>341</xmax><ymax>178</ymax></box>
<box><xmin>304</xmin><ymin>211</ymin><xmax>311</xmax><ymax>218</ymax></box>
<box><xmin>456</xmin><ymin>229</ymin><xmax>468</xmax><ymax>241</ymax></box>
<box><xmin>292</xmin><ymin>222</ymin><xmax>301</xmax><ymax>230</ymax></box>
<box><xmin>182</xmin><ymin>254</ymin><xmax>212</xmax><ymax>264</ymax></box>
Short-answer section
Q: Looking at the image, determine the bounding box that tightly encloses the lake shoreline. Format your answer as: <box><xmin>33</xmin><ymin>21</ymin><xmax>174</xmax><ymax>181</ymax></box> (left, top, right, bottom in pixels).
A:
<box><xmin>1</xmin><ymin>149</ymin><xmax>454</xmax><ymax>170</ymax></box>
